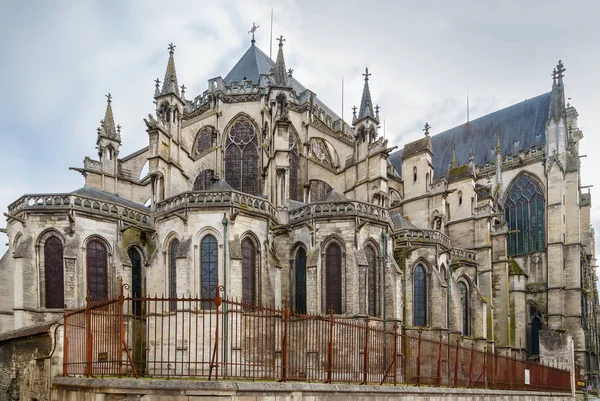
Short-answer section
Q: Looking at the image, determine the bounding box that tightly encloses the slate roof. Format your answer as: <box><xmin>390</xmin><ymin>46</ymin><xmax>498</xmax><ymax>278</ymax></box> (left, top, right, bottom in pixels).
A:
<box><xmin>71</xmin><ymin>186</ymin><xmax>149</xmax><ymax>213</ymax></box>
<box><xmin>224</xmin><ymin>44</ymin><xmax>342</xmax><ymax>122</ymax></box>
<box><xmin>389</xmin><ymin>92</ymin><xmax>551</xmax><ymax>178</ymax></box>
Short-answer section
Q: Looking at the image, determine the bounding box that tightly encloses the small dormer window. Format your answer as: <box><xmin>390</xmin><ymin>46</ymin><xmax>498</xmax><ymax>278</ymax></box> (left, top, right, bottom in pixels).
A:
<box><xmin>413</xmin><ymin>166</ymin><xmax>417</xmax><ymax>182</ymax></box>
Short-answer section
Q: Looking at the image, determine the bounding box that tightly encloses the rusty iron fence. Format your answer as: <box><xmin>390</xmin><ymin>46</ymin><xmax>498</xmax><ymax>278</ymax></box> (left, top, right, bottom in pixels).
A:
<box><xmin>63</xmin><ymin>285</ymin><xmax>572</xmax><ymax>392</ymax></box>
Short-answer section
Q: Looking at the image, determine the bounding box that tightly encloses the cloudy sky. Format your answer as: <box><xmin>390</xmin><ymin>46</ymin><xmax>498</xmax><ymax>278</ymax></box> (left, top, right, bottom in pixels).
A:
<box><xmin>1</xmin><ymin>0</ymin><xmax>599</xmax><ymax>259</ymax></box>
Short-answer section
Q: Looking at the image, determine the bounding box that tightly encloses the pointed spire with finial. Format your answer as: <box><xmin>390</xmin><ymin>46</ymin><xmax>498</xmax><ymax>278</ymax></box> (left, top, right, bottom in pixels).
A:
<box><xmin>548</xmin><ymin>60</ymin><xmax>566</xmax><ymax>122</ymax></box>
<box><xmin>357</xmin><ymin>67</ymin><xmax>375</xmax><ymax>121</ymax></box>
<box><xmin>161</xmin><ymin>43</ymin><xmax>180</xmax><ymax>96</ymax></box>
<box><xmin>272</xmin><ymin>35</ymin><xmax>289</xmax><ymax>87</ymax></box>
<box><xmin>495</xmin><ymin>132</ymin><xmax>501</xmax><ymax>155</ymax></box>
<box><xmin>154</xmin><ymin>78</ymin><xmax>161</xmax><ymax>97</ymax></box>
<box><xmin>450</xmin><ymin>147</ymin><xmax>457</xmax><ymax>169</ymax></box>
<box><xmin>352</xmin><ymin>105</ymin><xmax>357</xmax><ymax>124</ymax></box>
<box><xmin>102</xmin><ymin>93</ymin><xmax>118</xmax><ymax>139</ymax></box>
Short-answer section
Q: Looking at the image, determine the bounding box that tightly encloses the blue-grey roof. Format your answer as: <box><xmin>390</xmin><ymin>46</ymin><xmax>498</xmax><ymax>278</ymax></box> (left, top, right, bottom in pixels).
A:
<box><xmin>389</xmin><ymin>92</ymin><xmax>551</xmax><ymax>178</ymax></box>
<box><xmin>71</xmin><ymin>186</ymin><xmax>149</xmax><ymax>212</ymax></box>
<box><xmin>224</xmin><ymin>44</ymin><xmax>342</xmax><ymax>122</ymax></box>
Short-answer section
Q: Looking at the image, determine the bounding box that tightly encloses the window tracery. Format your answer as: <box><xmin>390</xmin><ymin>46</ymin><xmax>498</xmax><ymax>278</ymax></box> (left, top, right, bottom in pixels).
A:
<box><xmin>241</xmin><ymin>237</ymin><xmax>256</xmax><ymax>306</ymax></box>
<box><xmin>294</xmin><ymin>246</ymin><xmax>307</xmax><ymax>314</ymax></box>
<box><xmin>194</xmin><ymin>126</ymin><xmax>215</xmax><ymax>155</ymax></box>
<box><xmin>201</xmin><ymin>235</ymin><xmax>218</xmax><ymax>309</ymax></box>
<box><xmin>413</xmin><ymin>264</ymin><xmax>427</xmax><ymax>326</ymax></box>
<box><xmin>505</xmin><ymin>174</ymin><xmax>545</xmax><ymax>255</ymax></box>
<box><xmin>309</xmin><ymin>180</ymin><xmax>333</xmax><ymax>202</ymax></box>
<box><xmin>44</xmin><ymin>236</ymin><xmax>64</xmax><ymax>309</ymax></box>
<box><xmin>193</xmin><ymin>169</ymin><xmax>214</xmax><ymax>191</ymax></box>
<box><xmin>169</xmin><ymin>239</ymin><xmax>179</xmax><ymax>310</ymax></box>
<box><xmin>87</xmin><ymin>240</ymin><xmax>108</xmax><ymax>302</ymax></box>
<box><xmin>458</xmin><ymin>281</ymin><xmax>470</xmax><ymax>336</ymax></box>
<box><xmin>289</xmin><ymin>133</ymin><xmax>300</xmax><ymax>201</ymax></box>
<box><xmin>128</xmin><ymin>247</ymin><xmax>143</xmax><ymax>316</ymax></box>
<box><xmin>325</xmin><ymin>242</ymin><xmax>342</xmax><ymax>314</ymax></box>
<box><xmin>225</xmin><ymin>118</ymin><xmax>259</xmax><ymax>195</ymax></box>
<box><xmin>365</xmin><ymin>244</ymin><xmax>379</xmax><ymax>317</ymax></box>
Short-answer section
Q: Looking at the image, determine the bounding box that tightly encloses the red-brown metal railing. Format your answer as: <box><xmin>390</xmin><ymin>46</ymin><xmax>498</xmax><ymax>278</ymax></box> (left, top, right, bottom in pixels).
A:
<box><xmin>62</xmin><ymin>285</ymin><xmax>572</xmax><ymax>392</ymax></box>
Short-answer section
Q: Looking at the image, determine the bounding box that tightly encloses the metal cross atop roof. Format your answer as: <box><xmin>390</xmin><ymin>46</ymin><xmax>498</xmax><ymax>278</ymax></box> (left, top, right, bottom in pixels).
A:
<box><xmin>363</xmin><ymin>67</ymin><xmax>371</xmax><ymax>81</ymax></box>
<box><xmin>423</xmin><ymin>122</ymin><xmax>431</xmax><ymax>136</ymax></box>
<box><xmin>248</xmin><ymin>22</ymin><xmax>260</xmax><ymax>43</ymax></box>
<box><xmin>168</xmin><ymin>43</ymin><xmax>176</xmax><ymax>55</ymax></box>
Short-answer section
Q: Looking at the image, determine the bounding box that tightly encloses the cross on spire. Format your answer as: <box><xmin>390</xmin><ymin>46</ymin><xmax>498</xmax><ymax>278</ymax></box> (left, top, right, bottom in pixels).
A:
<box><xmin>362</xmin><ymin>67</ymin><xmax>371</xmax><ymax>81</ymax></box>
<box><xmin>154</xmin><ymin>78</ymin><xmax>161</xmax><ymax>88</ymax></box>
<box><xmin>287</xmin><ymin>68</ymin><xmax>294</xmax><ymax>76</ymax></box>
<box><xmin>423</xmin><ymin>122</ymin><xmax>431</xmax><ymax>136</ymax></box>
<box><xmin>352</xmin><ymin>105</ymin><xmax>357</xmax><ymax>115</ymax></box>
<box><xmin>556</xmin><ymin>60</ymin><xmax>566</xmax><ymax>79</ymax></box>
<box><xmin>277</xmin><ymin>35</ymin><xmax>285</xmax><ymax>46</ymax></box>
<box><xmin>248</xmin><ymin>22</ymin><xmax>260</xmax><ymax>44</ymax></box>
<box><xmin>168</xmin><ymin>43</ymin><xmax>176</xmax><ymax>55</ymax></box>
<box><xmin>105</xmin><ymin>93</ymin><xmax>112</xmax><ymax>103</ymax></box>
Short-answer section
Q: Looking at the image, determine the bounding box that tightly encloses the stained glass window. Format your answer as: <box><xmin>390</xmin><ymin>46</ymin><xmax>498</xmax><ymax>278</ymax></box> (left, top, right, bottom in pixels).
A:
<box><xmin>193</xmin><ymin>169</ymin><xmax>214</xmax><ymax>191</ymax></box>
<box><xmin>413</xmin><ymin>264</ymin><xmax>427</xmax><ymax>327</ymax></box>
<box><xmin>458</xmin><ymin>281</ymin><xmax>469</xmax><ymax>336</ymax></box>
<box><xmin>44</xmin><ymin>236</ymin><xmax>64</xmax><ymax>309</ymax></box>
<box><xmin>194</xmin><ymin>126</ymin><xmax>215</xmax><ymax>155</ymax></box>
<box><xmin>325</xmin><ymin>242</ymin><xmax>342</xmax><ymax>314</ymax></box>
<box><xmin>309</xmin><ymin>180</ymin><xmax>333</xmax><ymax>202</ymax></box>
<box><xmin>289</xmin><ymin>133</ymin><xmax>300</xmax><ymax>201</ymax></box>
<box><xmin>128</xmin><ymin>248</ymin><xmax>143</xmax><ymax>316</ymax></box>
<box><xmin>294</xmin><ymin>247</ymin><xmax>307</xmax><ymax>314</ymax></box>
<box><xmin>241</xmin><ymin>238</ymin><xmax>256</xmax><ymax>305</ymax></box>
<box><xmin>201</xmin><ymin>235</ymin><xmax>218</xmax><ymax>310</ymax></box>
<box><xmin>365</xmin><ymin>244</ymin><xmax>378</xmax><ymax>317</ymax></box>
<box><xmin>87</xmin><ymin>240</ymin><xmax>108</xmax><ymax>302</ymax></box>
<box><xmin>505</xmin><ymin>174</ymin><xmax>544</xmax><ymax>256</ymax></box>
<box><xmin>225</xmin><ymin>119</ymin><xmax>259</xmax><ymax>195</ymax></box>
<box><xmin>169</xmin><ymin>239</ymin><xmax>179</xmax><ymax>311</ymax></box>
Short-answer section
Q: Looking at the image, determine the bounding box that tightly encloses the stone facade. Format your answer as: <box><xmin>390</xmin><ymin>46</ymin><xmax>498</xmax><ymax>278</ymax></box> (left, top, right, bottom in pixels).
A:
<box><xmin>0</xmin><ymin>38</ymin><xmax>598</xmax><ymax>386</ymax></box>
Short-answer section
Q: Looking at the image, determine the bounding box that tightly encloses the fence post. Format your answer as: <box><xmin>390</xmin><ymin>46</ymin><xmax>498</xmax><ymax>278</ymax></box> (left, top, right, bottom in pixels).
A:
<box><xmin>281</xmin><ymin>298</ymin><xmax>289</xmax><ymax>382</ymax></box>
<box><xmin>362</xmin><ymin>315</ymin><xmax>369</xmax><ymax>384</ymax></box>
<box><xmin>210</xmin><ymin>287</ymin><xmax>222</xmax><ymax>381</ymax></box>
<box><xmin>416</xmin><ymin>329</ymin><xmax>422</xmax><ymax>386</ymax></box>
<box><xmin>436</xmin><ymin>335</ymin><xmax>443</xmax><ymax>386</ymax></box>
<box><xmin>326</xmin><ymin>307</ymin><xmax>334</xmax><ymax>383</ymax></box>
<box><xmin>85</xmin><ymin>294</ymin><xmax>92</xmax><ymax>377</ymax></box>
<box><xmin>118</xmin><ymin>280</ymin><xmax>125</xmax><ymax>377</ymax></box>
<box><xmin>62</xmin><ymin>305</ymin><xmax>68</xmax><ymax>376</ymax></box>
<box><xmin>469</xmin><ymin>341</ymin><xmax>474</xmax><ymax>387</ymax></box>
<box><xmin>453</xmin><ymin>338</ymin><xmax>459</xmax><ymax>387</ymax></box>
<box><xmin>393</xmin><ymin>323</ymin><xmax>398</xmax><ymax>386</ymax></box>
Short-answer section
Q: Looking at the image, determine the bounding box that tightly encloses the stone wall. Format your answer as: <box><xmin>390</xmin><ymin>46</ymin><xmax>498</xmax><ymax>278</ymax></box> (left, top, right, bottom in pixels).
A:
<box><xmin>51</xmin><ymin>378</ymin><xmax>574</xmax><ymax>401</ymax></box>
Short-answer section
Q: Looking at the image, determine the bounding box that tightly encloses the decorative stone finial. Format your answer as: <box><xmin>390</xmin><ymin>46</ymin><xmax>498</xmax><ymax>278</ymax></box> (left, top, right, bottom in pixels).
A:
<box><xmin>168</xmin><ymin>42</ymin><xmax>176</xmax><ymax>55</ymax></box>
<box><xmin>277</xmin><ymin>35</ymin><xmax>285</xmax><ymax>46</ymax></box>
<box><xmin>469</xmin><ymin>148</ymin><xmax>474</xmax><ymax>162</ymax></box>
<box><xmin>423</xmin><ymin>122</ymin><xmax>431</xmax><ymax>137</ymax></box>
<box><xmin>450</xmin><ymin>147</ymin><xmax>457</xmax><ymax>169</ymax></box>
<box><xmin>495</xmin><ymin>132</ymin><xmax>501</xmax><ymax>155</ymax></box>
<box><xmin>105</xmin><ymin>93</ymin><xmax>112</xmax><ymax>104</ymax></box>
<box><xmin>180</xmin><ymin>84</ymin><xmax>186</xmax><ymax>99</ymax></box>
<box><xmin>362</xmin><ymin>67</ymin><xmax>371</xmax><ymax>82</ymax></box>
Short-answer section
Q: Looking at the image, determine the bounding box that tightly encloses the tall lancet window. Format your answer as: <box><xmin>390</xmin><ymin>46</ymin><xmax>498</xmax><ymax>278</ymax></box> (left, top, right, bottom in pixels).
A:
<box><xmin>241</xmin><ymin>237</ymin><xmax>256</xmax><ymax>306</ymax></box>
<box><xmin>87</xmin><ymin>240</ymin><xmax>108</xmax><ymax>302</ymax></box>
<box><xmin>413</xmin><ymin>264</ymin><xmax>427</xmax><ymax>327</ymax></box>
<box><xmin>458</xmin><ymin>281</ymin><xmax>470</xmax><ymax>336</ymax></box>
<box><xmin>325</xmin><ymin>242</ymin><xmax>343</xmax><ymax>314</ymax></box>
<box><xmin>289</xmin><ymin>133</ymin><xmax>300</xmax><ymax>201</ymax></box>
<box><xmin>294</xmin><ymin>246</ymin><xmax>307</xmax><ymax>314</ymax></box>
<box><xmin>529</xmin><ymin>305</ymin><xmax>543</xmax><ymax>357</ymax></box>
<box><xmin>505</xmin><ymin>174</ymin><xmax>545</xmax><ymax>256</ymax></box>
<box><xmin>365</xmin><ymin>244</ymin><xmax>379</xmax><ymax>317</ymax></box>
<box><xmin>44</xmin><ymin>236</ymin><xmax>64</xmax><ymax>309</ymax></box>
<box><xmin>128</xmin><ymin>248</ymin><xmax>143</xmax><ymax>316</ymax></box>
<box><xmin>169</xmin><ymin>239</ymin><xmax>179</xmax><ymax>311</ymax></box>
<box><xmin>201</xmin><ymin>235</ymin><xmax>218</xmax><ymax>310</ymax></box>
<box><xmin>225</xmin><ymin>118</ymin><xmax>259</xmax><ymax>195</ymax></box>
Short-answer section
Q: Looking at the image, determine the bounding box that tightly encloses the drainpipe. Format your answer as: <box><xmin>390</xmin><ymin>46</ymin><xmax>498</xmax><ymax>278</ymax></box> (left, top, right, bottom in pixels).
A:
<box><xmin>381</xmin><ymin>230</ymin><xmax>388</xmax><ymax>367</ymax></box>
<box><xmin>221</xmin><ymin>213</ymin><xmax>228</xmax><ymax>376</ymax></box>
<box><xmin>447</xmin><ymin>255</ymin><xmax>452</xmax><ymax>384</ymax></box>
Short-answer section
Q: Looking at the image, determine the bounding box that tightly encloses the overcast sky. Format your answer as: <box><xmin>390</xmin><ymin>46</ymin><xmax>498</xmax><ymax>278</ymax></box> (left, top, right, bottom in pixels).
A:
<box><xmin>1</xmin><ymin>0</ymin><xmax>600</xmax><ymax>260</ymax></box>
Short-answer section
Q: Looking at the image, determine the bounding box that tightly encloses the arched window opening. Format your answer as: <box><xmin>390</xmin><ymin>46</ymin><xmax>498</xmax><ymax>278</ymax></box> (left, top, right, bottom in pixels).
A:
<box><xmin>458</xmin><ymin>281</ymin><xmax>470</xmax><ymax>336</ymax></box>
<box><xmin>505</xmin><ymin>174</ymin><xmax>545</xmax><ymax>256</ymax></box>
<box><xmin>169</xmin><ymin>239</ymin><xmax>179</xmax><ymax>311</ymax></box>
<box><xmin>529</xmin><ymin>305</ymin><xmax>543</xmax><ymax>357</ymax></box>
<box><xmin>241</xmin><ymin>238</ymin><xmax>256</xmax><ymax>306</ymax></box>
<box><xmin>413</xmin><ymin>166</ymin><xmax>417</xmax><ymax>182</ymax></box>
<box><xmin>413</xmin><ymin>264</ymin><xmax>427</xmax><ymax>326</ymax></box>
<box><xmin>309</xmin><ymin>180</ymin><xmax>333</xmax><ymax>202</ymax></box>
<box><xmin>201</xmin><ymin>235</ymin><xmax>218</xmax><ymax>310</ymax></box>
<box><xmin>44</xmin><ymin>236</ymin><xmax>64</xmax><ymax>309</ymax></box>
<box><xmin>294</xmin><ymin>247</ymin><xmax>307</xmax><ymax>314</ymax></box>
<box><xmin>193</xmin><ymin>169</ymin><xmax>214</xmax><ymax>191</ymax></box>
<box><xmin>458</xmin><ymin>191</ymin><xmax>463</xmax><ymax>206</ymax></box>
<box><xmin>325</xmin><ymin>242</ymin><xmax>342</xmax><ymax>314</ymax></box>
<box><xmin>225</xmin><ymin>119</ymin><xmax>259</xmax><ymax>195</ymax></box>
<box><xmin>128</xmin><ymin>248</ymin><xmax>143</xmax><ymax>316</ymax></box>
<box><xmin>289</xmin><ymin>133</ymin><xmax>300</xmax><ymax>201</ymax></box>
<box><xmin>194</xmin><ymin>126</ymin><xmax>215</xmax><ymax>155</ymax></box>
<box><xmin>87</xmin><ymin>240</ymin><xmax>108</xmax><ymax>302</ymax></box>
<box><xmin>365</xmin><ymin>244</ymin><xmax>378</xmax><ymax>317</ymax></box>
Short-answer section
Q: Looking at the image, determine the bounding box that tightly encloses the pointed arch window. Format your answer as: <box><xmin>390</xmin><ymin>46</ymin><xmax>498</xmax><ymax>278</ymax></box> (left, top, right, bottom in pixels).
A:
<box><xmin>169</xmin><ymin>239</ymin><xmax>179</xmax><ymax>311</ymax></box>
<box><xmin>87</xmin><ymin>240</ymin><xmax>108</xmax><ymax>302</ymax></box>
<box><xmin>325</xmin><ymin>242</ymin><xmax>342</xmax><ymax>314</ymax></box>
<box><xmin>194</xmin><ymin>126</ymin><xmax>215</xmax><ymax>156</ymax></box>
<box><xmin>365</xmin><ymin>244</ymin><xmax>379</xmax><ymax>317</ymax></box>
<box><xmin>241</xmin><ymin>237</ymin><xmax>256</xmax><ymax>306</ymax></box>
<box><xmin>458</xmin><ymin>281</ymin><xmax>470</xmax><ymax>336</ymax></box>
<box><xmin>413</xmin><ymin>264</ymin><xmax>427</xmax><ymax>327</ymax></box>
<box><xmin>225</xmin><ymin>119</ymin><xmax>259</xmax><ymax>195</ymax></box>
<box><xmin>294</xmin><ymin>246</ymin><xmax>307</xmax><ymax>314</ymax></box>
<box><xmin>193</xmin><ymin>169</ymin><xmax>214</xmax><ymax>191</ymax></box>
<box><xmin>289</xmin><ymin>133</ymin><xmax>300</xmax><ymax>201</ymax></box>
<box><xmin>128</xmin><ymin>248</ymin><xmax>143</xmax><ymax>316</ymax></box>
<box><xmin>201</xmin><ymin>235</ymin><xmax>218</xmax><ymax>310</ymax></box>
<box><xmin>505</xmin><ymin>174</ymin><xmax>545</xmax><ymax>256</ymax></box>
<box><xmin>44</xmin><ymin>236</ymin><xmax>64</xmax><ymax>309</ymax></box>
<box><xmin>309</xmin><ymin>180</ymin><xmax>333</xmax><ymax>202</ymax></box>
<box><xmin>529</xmin><ymin>305</ymin><xmax>543</xmax><ymax>357</ymax></box>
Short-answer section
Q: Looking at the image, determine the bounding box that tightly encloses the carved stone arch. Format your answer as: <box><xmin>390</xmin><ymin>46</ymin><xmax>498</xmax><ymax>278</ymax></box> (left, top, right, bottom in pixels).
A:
<box><xmin>527</xmin><ymin>301</ymin><xmax>545</xmax><ymax>357</ymax></box>
<box><xmin>126</xmin><ymin>245</ymin><xmax>144</xmax><ymax>315</ymax></box>
<box><xmin>193</xmin><ymin>125</ymin><xmax>217</xmax><ymax>157</ymax></box>
<box><xmin>321</xmin><ymin>235</ymin><xmax>345</xmax><ymax>314</ymax></box>
<box><xmin>223</xmin><ymin>112</ymin><xmax>261</xmax><ymax>195</ymax></box>
<box><xmin>500</xmin><ymin>170</ymin><xmax>546</xmax><ymax>205</ymax></box>
<box><xmin>240</xmin><ymin>231</ymin><xmax>260</xmax><ymax>306</ymax></box>
<box><xmin>37</xmin><ymin>229</ymin><xmax>66</xmax><ymax>309</ymax></box>
<box><xmin>83</xmin><ymin>235</ymin><xmax>112</xmax><ymax>301</ymax></box>
<box><xmin>222</xmin><ymin>112</ymin><xmax>260</xmax><ymax>146</ymax></box>
<box><xmin>162</xmin><ymin>231</ymin><xmax>181</xmax><ymax>253</ymax></box>
<box><xmin>290</xmin><ymin>241</ymin><xmax>308</xmax><ymax>314</ymax></box>
<box><xmin>309</xmin><ymin>179</ymin><xmax>333</xmax><ymax>202</ymax></box>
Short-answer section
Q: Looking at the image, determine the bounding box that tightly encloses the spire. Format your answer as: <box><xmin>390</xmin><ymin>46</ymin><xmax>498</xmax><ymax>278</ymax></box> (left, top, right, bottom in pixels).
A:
<box><xmin>357</xmin><ymin>67</ymin><xmax>375</xmax><ymax>121</ymax></box>
<box><xmin>352</xmin><ymin>105</ymin><xmax>357</xmax><ymax>124</ymax></box>
<box><xmin>272</xmin><ymin>35</ymin><xmax>288</xmax><ymax>86</ymax></box>
<box><xmin>154</xmin><ymin>78</ymin><xmax>161</xmax><ymax>97</ymax></box>
<box><xmin>100</xmin><ymin>93</ymin><xmax>118</xmax><ymax>140</ymax></box>
<box><xmin>548</xmin><ymin>60</ymin><xmax>566</xmax><ymax>122</ymax></box>
<box><xmin>450</xmin><ymin>147</ymin><xmax>457</xmax><ymax>169</ymax></box>
<box><xmin>495</xmin><ymin>132</ymin><xmax>501</xmax><ymax>155</ymax></box>
<box><xmin>161</xmin><ymin>43</ymin><xmax>180</xmax><ymax>96</ymax></box>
